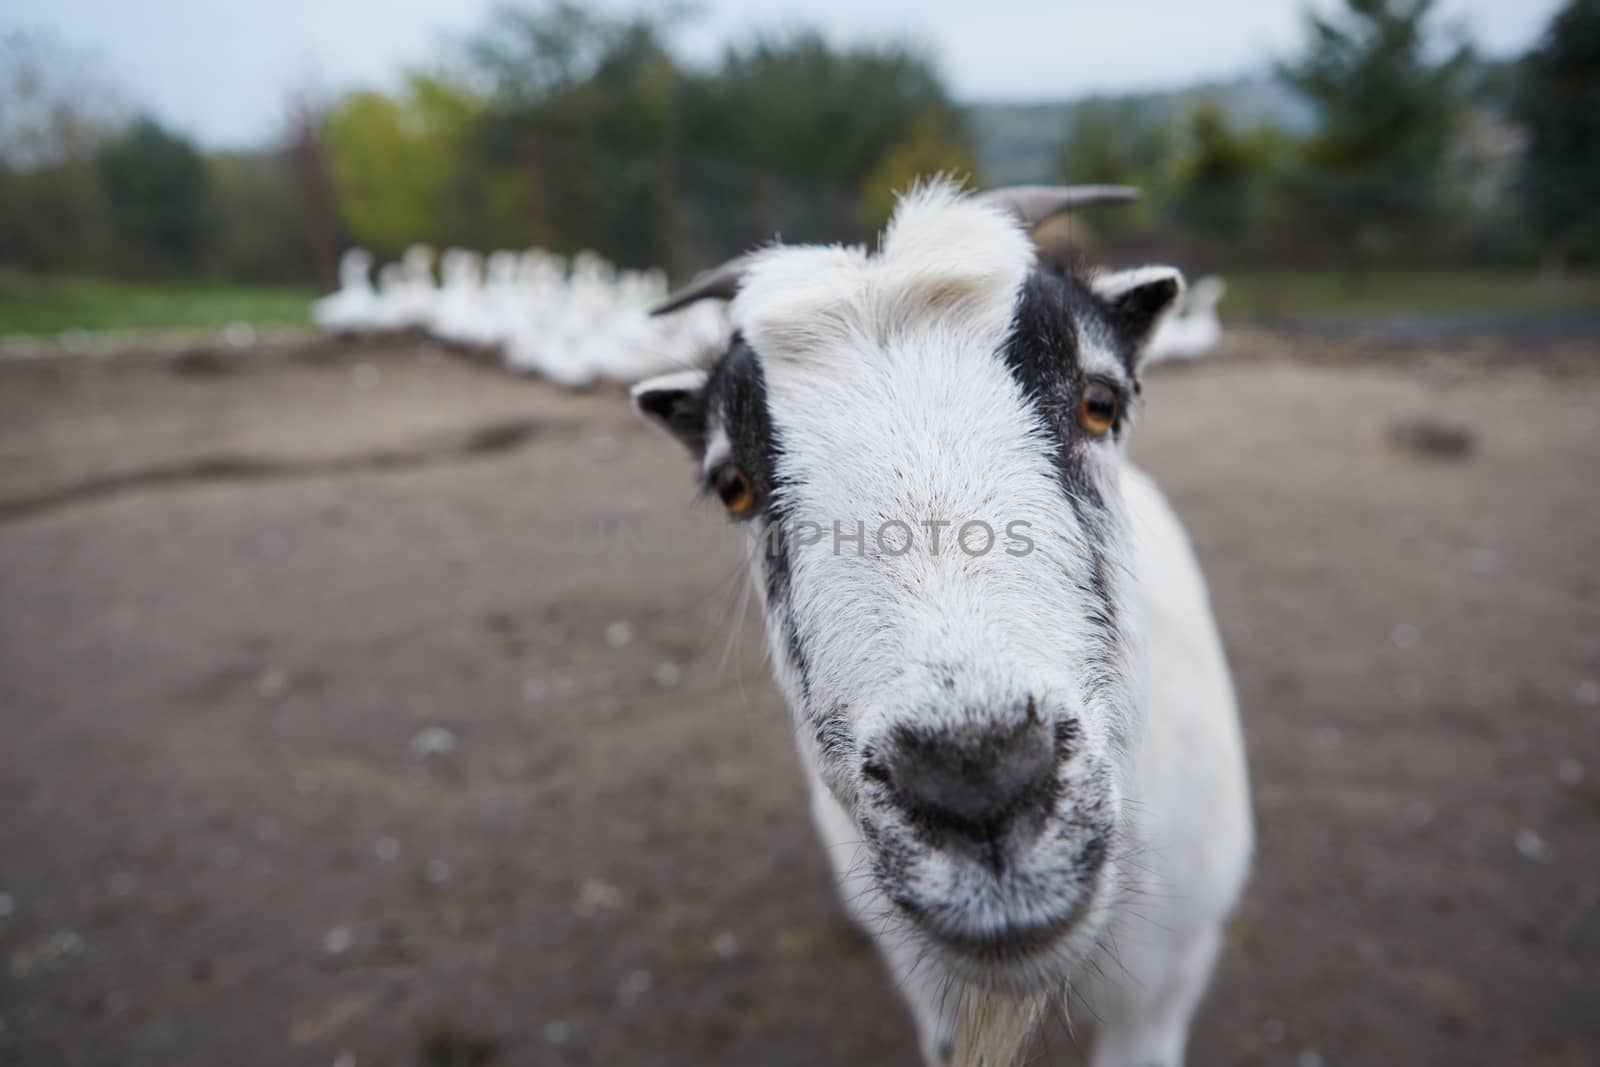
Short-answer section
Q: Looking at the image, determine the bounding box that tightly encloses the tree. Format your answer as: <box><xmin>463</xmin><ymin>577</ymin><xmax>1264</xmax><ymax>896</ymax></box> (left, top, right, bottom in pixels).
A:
<box><xmin>0</xmin><ymin>32</ymin><xmax>121</xmax><ymax>273</ymax></box>
<box><xmin>1513</xmin><ymin>0</ymin><xmax>1600</xmax><ymax>266</ymax></box>
<box><xmin>1169</xmin><ymin>103</ymin><xmax>1288</xmax><ymax>247</ymax></box>
<box><xmin>857</xmin><ymin>113</ymin><xmax>979</xmax><ymax>233</ymax></box>
<box><xmin>681</xmin><ymin>32</ymin><xmax>973</xmax><ymax>247</ymax></box>
<box><xmin>94</xmin><ymin>118</ymin><xmax>212</xmax><ymax>274</ymax></box>
<box><xmin>465</xmin><ymin>3</ymin><xmax>688</xmax><ymax>265</ymax></box>
<box><xmin>1278</xmin><ymin>0</ymin><xmax>1472</xmax><ymax>270</ymax></box>
<box><xmin>207</xmin><ymin>150</ymin><xmax>318</xmax><ymax>283</ymax></box>
<box><xmin>322</xmin><ymin>74</ymin><xmax>490</xmax><ymax>257</ymax></box>
<box><xmin>1054</xmin><ymin>99</ymin><xmax>1173</xmax><ymax>236</ymax></box>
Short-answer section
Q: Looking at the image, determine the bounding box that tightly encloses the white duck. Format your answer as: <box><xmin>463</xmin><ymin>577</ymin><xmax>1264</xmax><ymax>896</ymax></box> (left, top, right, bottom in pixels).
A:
<box><xmin>372</xmin><ymin>244</ymin><xmax>439</xmax><ymax>332</ymax></box>
<box><xmin>430</xmin><ymin>249</ymin><xmax>501</xmax><ymax>349</ymax></box>
<box><xmin>311</xmin><ymin>248</ymin><xmax>379</xmax><ymax>334</ymax></box>
<box><xmin>503</xmin><ymin>250</ymin><xmax>599</xmax><ymax>387</ymax></box>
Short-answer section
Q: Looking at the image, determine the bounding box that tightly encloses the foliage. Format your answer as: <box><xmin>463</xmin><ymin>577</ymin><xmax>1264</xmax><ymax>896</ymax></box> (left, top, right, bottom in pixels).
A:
<box><xmin>206</xmin><ymin>152</ymin><xmax>318</xmax><ymax>283</ymax></box>
<box><xmin>0</xmin><ymin>32</ymin><xmax>120</xmax><ymax>273</ymax></box>
<box><xmin>1054</xmin><ymin>99</ymin><xmax>1174</xmax><ymax>235</ymax></box>
<box><xmin>0</xmin><ymin>162</ymin><xmax>114</xmax><ymax>275</ymax></box>
<box><xmin>687</xmin><ymin>32</ymin><xmax>966</xmax><ymax>190</ymax></box>
<box><xmin>858</xmin><ymin>114</ymin><xmax>979</xmax><ymax>233</ymax></box>
<box><xmin>0</xmin><ymin>0</ymin><xmax>1593</xmax><ymax>292</ymax></box>
<box><xmin>1513</xmin><ymin>0</ymin><xmax>1600</xmax><ymax>263</ymax></box>
<box><xmin>458</xmin><ymin>8</ymin><xmax>975</xmax><ymax>268</ymax></box>
<box><xmin>467</xmin><ymin>4</ymin><xmax>687</xmax><ymax>267</ymax></box>
<box><xmin>1276</xmin><ymin>0</ymin><xmax>1473</xmax><ymax>268</ymax></box>
<box><xmin>673</xmin><ymin>31</ymin><xmax>971</xmax><ymax>256</ymax></box>
<box><xmin>322</xmin><ymin>75</ymin><xmax>498</xmax><ymax>257</ymax></box>
<box><xmin>1168</xmin><ymin>104</ymin><xmax>1289</xmax><ymax>246</ymax></box>
<box><xmin>94</xmin><ymin>119</ymin><xmax>212</xmax><ymax>274</ymax></box>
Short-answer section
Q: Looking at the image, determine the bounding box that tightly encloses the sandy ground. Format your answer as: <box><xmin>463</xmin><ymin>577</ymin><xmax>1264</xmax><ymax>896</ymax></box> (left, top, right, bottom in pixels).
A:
<box><xmin>0</xmin><ymin>332</ymin><xmax>1597</xmax><ymax>1067</ymax></box>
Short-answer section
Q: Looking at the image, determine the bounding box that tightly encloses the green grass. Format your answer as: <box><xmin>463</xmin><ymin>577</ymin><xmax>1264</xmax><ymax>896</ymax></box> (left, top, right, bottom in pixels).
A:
<box><xmin>1220</xmin><ymin>269</ymin><xmax>1600</xmax><ymax>321</ymax></box>
<box><xmin>0</xmin><ymin>276</ymin><xmax>317</xmax><ymax>338</ymax></box>
<box><xmin>0</xmin><ymin>270</ymin><xmax>1594</xmax><ymax>341</ymax></box>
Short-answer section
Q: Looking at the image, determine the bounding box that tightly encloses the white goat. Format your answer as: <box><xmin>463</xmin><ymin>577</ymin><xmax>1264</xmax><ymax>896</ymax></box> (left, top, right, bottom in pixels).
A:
<box><xmin>632</xmin><ymin>181</ymin><xmax>1252</xmax><ymax>1067</ymax></box>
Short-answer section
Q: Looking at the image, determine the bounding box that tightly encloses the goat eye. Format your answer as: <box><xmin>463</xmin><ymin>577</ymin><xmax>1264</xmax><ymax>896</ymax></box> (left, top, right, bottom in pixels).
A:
<box><xmin>713</xmin><ymin>464</ymin><xmax>757</xmax><ymax>518</ymax></box>
<box><xmin>1078</xmin><ymin>382</ymin><xmax>1119</xmax><ymax>436</ymax></box>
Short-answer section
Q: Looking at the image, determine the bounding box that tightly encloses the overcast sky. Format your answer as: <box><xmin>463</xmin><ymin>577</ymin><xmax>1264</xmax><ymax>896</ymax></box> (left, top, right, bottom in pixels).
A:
<box><xmin>4</xmin><ymin>0</ymin><xmax>1564</xmax><ymax>149</ymax></box>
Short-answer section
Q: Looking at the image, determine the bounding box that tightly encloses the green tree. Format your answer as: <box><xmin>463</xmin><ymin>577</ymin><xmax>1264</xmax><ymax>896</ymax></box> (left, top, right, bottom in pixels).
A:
<box><xmin>322</xmin><ymin>74</ymin><xmax>490</xmax><ymax>257</ymax></box>
<box><xmin>0</xmin><ymin>31</ymin><xmax>120</xmax><ymax>274</ymax></box>
<box><xmin>466</xmin><ymin>3</ymin><xmax>687</xmax><ymax>266</ymax></box>
<box><xmin>1169</xmin><ymin>103</ymin><xmax>1288</xmax><ymax>247</ymax></box>
<box><xmin>1054</xmin><ymin>99</ymin><xmax>1173</xmax><ymax>236</ymax></box>
<box><xmin>94</xmin><ymin>118</ymin><xmax>211</xmax><ymax>274</ymax></box>
<box><xmin>857</xmin><ymin>113</ymin><xmax>979</xmax><ymax>233</ymax></box>
<box><xmin>680</xmin><ymin>31</ymin><xmax>973</xmax><ymax>248</ymax></box>
<box><xmin>206</xmin><ymin>151</ymin><xmax>315</xmax><ymax>282</ymax></box>
<box><xmin>1278</xmin><ymin>0</ymin><xmax>1472</xmax><ymax>270</ymax></box>
<box><xmin>1513</xmin><ymin>0</ymin><xmax>1600</xmax><ymax>266</ymax></box>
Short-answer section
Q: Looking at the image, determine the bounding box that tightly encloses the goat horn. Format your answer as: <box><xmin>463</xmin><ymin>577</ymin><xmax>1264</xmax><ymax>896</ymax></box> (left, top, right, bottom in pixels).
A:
<box><xmin>973</xmin><ymin>184</ymin><xmax>1140</xmax><ymax>229</ymax></box>
<box><xmin>650</xmin><ymin>255</ymin><xmax>753</xmax><ymax>316</ymax></box>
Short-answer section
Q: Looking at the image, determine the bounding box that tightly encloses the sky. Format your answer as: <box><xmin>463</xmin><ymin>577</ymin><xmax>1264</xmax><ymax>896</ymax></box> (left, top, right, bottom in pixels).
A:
<box><xmin>3</xmin><ymin>0</ymin><xmax>1566</xmax><ymax>149</ymax></box>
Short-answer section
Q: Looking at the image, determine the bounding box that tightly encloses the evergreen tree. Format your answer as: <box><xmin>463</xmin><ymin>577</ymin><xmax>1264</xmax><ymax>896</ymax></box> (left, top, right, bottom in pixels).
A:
<box><xmin>1513</xmin><ymin>0</ymin><xmax>1600</xmax><ymax>265</ymax></box>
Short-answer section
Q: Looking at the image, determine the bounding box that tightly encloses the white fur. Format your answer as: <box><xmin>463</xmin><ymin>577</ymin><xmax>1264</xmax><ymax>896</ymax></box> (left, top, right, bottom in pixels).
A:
<box><xmin>636</xmin><ymin>182</ymin><xmax>1251</xmax><ymax>1066</ymax></box>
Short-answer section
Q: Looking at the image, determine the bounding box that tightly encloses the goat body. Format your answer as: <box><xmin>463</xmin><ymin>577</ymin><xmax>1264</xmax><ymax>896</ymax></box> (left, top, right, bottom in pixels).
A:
<box><xmin>635</xmin><ymin>182</ymin><xmax>1251</xmax><ymax>1066</ymax></box>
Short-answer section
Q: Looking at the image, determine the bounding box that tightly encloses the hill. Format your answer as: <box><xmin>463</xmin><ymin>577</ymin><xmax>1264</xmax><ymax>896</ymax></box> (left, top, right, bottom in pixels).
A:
<box><xmin>966</xmin><ymin>74</ymin><xmax>1314</xmax><ymax>184</ymax></box>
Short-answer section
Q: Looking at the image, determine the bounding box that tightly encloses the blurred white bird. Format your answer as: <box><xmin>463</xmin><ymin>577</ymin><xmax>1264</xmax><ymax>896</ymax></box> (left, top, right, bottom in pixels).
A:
<box><xmin>311</xmin><ymin>240</ymin><xmax>733</xmax><ymax>388</ymax></box>
<box><xmin>431</xmin><ymin>249</ymin><xmax>500</xmax><ymax>349</ymax></box>
<box><xmin>371</xmin><ymin>244</ymin><xmax>438</xmax><ymax>332</ymax></box>
<box><xmin>311</xmin><ymin>248</ymin><xmax>378</xmax><ymax>334</ymax></box>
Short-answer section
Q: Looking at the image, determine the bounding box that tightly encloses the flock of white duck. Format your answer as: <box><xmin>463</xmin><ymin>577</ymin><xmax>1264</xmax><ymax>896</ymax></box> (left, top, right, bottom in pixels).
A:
<box><xmin>312</xmin><ymin>245</ymin><xmax>729</xmax><ymax>387</ymax></box>
<box><xmin>312</xmin><ymin>244</ymin><xmax>1223</xmax><ymax>387</ymax></box>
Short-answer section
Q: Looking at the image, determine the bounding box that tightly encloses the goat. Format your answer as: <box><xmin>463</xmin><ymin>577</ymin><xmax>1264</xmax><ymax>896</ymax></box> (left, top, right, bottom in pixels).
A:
<box><xmin>631</xmin><ymin>181</ymin><xmax>1252</xmax><ymax>1067</ymax></box>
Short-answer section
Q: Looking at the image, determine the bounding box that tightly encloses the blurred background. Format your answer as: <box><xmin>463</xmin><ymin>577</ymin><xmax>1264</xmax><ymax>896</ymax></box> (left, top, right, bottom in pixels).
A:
<box><xmin>1</xmin><ymin>1</ymin><xmax>1597</xmax><ymax>1065</ymax></box>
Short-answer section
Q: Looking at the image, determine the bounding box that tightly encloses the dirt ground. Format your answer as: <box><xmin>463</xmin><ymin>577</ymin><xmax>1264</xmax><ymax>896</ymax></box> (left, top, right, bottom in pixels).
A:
<box><xmin>1</xmin><ymin>331</ymin><xmax>1597</xmax><ymax>1067</ymax></box>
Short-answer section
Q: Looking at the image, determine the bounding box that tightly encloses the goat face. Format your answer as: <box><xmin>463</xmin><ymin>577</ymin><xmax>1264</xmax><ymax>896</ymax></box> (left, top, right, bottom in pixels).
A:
<box><xmin>634</xmin><ymin>183</ymin><xmax>1182</xmax><ymax>991</ymax></box>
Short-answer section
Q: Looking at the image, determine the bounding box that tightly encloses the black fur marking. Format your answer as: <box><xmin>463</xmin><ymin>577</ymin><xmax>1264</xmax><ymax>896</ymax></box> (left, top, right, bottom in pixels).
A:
<box><xmin>702</xmin><ymin>337</ymin><xmax>781</xmax><ymax>501</ymax></box>
<box><xmin>1053</xmin><ymin>717</ymin><xmax>1083</xmax><ymax>760</ymax></box>
<box><xmin>1002</xmin><ymin>269</ymin><xmax>1129</xmax><ymax>697</ymax></box>
<box><xmin>700</xmin><ymin>337</ymin><xmax>814</xmax><ymax>706</ymax></box>
<box><xmin>1001</xmin><ymin>269</ymin><xmax>1136</xmax><ymax>505</ymax></box>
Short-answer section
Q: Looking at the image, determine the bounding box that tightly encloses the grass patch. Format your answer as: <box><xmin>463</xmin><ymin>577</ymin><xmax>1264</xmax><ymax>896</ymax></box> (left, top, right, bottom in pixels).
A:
<box><xmin>0</xmin><ymin>276</ymin><xmax>318</xmax><ymax>338</ymax></box>
<box><xmin>1220</xmin><ymin>269</ymin><xmax>1600</xmax><ymax>321</ymax></box>
<box><xmin>1</xmin><ymin>270</ymin><xmax>1595</xmax><ymax>340</ymax></box>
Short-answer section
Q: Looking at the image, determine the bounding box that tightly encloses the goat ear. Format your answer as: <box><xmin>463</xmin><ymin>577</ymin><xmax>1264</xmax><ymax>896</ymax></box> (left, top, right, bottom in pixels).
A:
<box><xmin>631</xmin><ymin>369</ymin><xmax>710</xmax><ymax>457</ymax></box>
<box><xmin>1091</xmin><ymin>266</ymin><xmax>1185</xmax><ymax>363</ymax></box>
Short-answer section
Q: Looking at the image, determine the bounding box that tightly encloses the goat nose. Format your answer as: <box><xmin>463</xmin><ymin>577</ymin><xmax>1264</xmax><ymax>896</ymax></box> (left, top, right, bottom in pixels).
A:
<box><xmin>879</xmin><ymin>719</ymin><xmax>1057</xmax><ymax>846</ymax></box>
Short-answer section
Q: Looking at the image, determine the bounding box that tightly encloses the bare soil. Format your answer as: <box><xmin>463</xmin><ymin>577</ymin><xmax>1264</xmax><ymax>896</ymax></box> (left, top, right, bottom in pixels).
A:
<box><xmin>1</xmin><ymin>332</ymin><xmax>1597</xmax><ymax>1066</ymax></box>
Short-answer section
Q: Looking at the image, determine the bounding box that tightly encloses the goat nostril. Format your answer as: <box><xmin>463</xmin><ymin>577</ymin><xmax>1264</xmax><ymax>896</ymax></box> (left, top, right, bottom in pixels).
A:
<box><xmin>885</xmin><ymin>722</ymin><xmax>1057</xmax><ymax>846</ymax></box>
